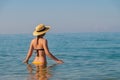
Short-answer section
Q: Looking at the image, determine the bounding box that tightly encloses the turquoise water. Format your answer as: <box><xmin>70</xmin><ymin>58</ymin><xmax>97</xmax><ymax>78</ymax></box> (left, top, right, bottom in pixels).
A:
<box><xmin>0</xmin><ymin>33</ymin><xmax>120</xmax><ymax>80</ymax></box>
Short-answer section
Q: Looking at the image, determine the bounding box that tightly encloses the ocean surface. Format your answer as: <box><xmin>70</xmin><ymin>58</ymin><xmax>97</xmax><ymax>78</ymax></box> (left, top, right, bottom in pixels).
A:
<box><xmin>0</xmin><ymin>33</ymin><xmax>120</xmax><ymax>80</ymax></box>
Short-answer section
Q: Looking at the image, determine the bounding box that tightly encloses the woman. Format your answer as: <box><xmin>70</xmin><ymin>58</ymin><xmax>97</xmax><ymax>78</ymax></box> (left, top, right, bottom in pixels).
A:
<box><xmin>23</xmin><ymin>24</ymin><xmax>63</xmax><ymax>67</ymax></box>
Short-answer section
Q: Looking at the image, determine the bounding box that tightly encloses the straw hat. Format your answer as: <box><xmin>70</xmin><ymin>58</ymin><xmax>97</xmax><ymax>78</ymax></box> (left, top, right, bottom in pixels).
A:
<box><xmin>33</xmin><ymin>24</ymin><xmax>50</xmax><ymax>36</ymax></box>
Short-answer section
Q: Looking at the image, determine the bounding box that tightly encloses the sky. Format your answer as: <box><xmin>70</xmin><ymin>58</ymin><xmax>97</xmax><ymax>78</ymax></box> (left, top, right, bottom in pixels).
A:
<box><xmin>0</xmin><ymin>0</ymin><xmax>120</xmax><ymax>34</ymax></box>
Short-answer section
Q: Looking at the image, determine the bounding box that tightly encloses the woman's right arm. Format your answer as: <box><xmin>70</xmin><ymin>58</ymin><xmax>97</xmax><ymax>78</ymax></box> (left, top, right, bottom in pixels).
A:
<box><xmin>23</xmin><ymin>40</ymin><xmax>34</xmax><ymax>63</ymax></box>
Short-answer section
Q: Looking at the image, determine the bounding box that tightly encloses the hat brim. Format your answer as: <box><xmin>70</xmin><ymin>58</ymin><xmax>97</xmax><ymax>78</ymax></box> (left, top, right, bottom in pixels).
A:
<box><xmin>33</xmin><ymin>26</ymin><xmax>50</xmax><ymax>36</ymax></box>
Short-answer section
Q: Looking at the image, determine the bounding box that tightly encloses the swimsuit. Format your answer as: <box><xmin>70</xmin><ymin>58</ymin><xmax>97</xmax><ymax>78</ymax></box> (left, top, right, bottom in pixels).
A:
<box><xmin>32</xmin><ymin>61</ymin><xmax>44</xmax><ymax>64</ymax></box>
<box><xmin>34</xmin><ymin>48</ymin><xmax>44</xmax><ymax>51</ymax></box>
<box><xmin>34</xmin><ymin>48</ymin><xmax>44</xmax><ymax>56</ymax></box>
<box><xmin>32</xmin><ymin>48</ymin><xmax>45</xmax><ymax>65</ymax></box>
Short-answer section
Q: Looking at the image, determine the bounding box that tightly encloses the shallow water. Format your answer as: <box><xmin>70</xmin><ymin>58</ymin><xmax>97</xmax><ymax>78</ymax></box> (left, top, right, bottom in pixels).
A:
<box><xmin>0</xmin><ymin>33</ymin><xmax>120</xmax><ymax>80</ymax></box>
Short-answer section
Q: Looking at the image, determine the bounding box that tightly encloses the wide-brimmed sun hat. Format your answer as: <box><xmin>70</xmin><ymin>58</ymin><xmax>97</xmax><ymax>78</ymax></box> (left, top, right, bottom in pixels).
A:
<box><xmin>33</xmin><ymin>24</ymin><xmax>50</xmax><ymax>36</ymax></box>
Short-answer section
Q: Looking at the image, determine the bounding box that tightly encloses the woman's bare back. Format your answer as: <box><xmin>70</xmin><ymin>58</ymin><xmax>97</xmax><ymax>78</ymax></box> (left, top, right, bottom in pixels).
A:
<box><xmin>32</xmin><ymin>38</ymin><xmax>47</xmax><ymax>65</ymax></box>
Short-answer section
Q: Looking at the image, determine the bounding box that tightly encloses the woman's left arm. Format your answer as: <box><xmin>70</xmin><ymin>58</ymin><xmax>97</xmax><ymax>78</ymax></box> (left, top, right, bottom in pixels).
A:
<box><xmin>43</xmin><ymin>39</ymin><xmax>64</xmax><ymax>64</ymax></box>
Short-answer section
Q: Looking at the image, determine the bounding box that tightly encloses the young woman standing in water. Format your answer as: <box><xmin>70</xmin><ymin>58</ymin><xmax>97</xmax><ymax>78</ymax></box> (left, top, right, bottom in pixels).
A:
<box><xmin>23</xmin><ymin>24</ymin><xmax>63</xmax><ymax>67</ymax></box>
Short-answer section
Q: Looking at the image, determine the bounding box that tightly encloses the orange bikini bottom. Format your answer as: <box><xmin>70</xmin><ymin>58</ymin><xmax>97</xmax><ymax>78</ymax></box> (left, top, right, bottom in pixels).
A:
<box><xmin>32</xmin><ymin>61</ymin><xmax>44</xmax><ymax>65</ymax></box>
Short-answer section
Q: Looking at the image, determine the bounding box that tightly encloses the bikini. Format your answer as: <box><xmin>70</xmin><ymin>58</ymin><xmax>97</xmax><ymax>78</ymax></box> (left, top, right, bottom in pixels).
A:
<box><xmin>34</xmin><ymin>48</ymin><xmax>44</xmax><ymax>51</ymax></box>
<box><xmin>32</xmin><ymin>48</ymin><xmax>45</xmax><ymax>65</ymax></box>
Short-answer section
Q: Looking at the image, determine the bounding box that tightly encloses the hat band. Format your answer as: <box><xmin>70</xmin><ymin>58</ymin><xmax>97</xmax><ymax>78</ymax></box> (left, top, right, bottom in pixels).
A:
<box><xmin>37</xmin><ymin>27</ymin><xmax>46</xmax><ymax>32</ymax></box>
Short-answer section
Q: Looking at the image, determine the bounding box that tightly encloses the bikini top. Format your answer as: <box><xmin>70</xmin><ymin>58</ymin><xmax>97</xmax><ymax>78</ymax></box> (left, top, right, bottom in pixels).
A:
<box><xmin>34</xmin><ymin>48</ymin><xmax>44</xmax><ymax>51</ymax></box>
<box><xmin>34</xmin><ymin>49</ymin><xmax>44</xmax><ymax>52</ymax></box>
<box><xmin>34</xmin><ymin>48</ymin><xmax>44</xmax><ymax>57</ymax></box>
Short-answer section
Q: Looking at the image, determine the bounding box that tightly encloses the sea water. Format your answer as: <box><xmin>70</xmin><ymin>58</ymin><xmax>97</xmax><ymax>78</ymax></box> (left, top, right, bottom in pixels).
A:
<box><xmin>0</xmin><ymin>33</ymin><xmax>120</xmax><ymax>80</ymax></box>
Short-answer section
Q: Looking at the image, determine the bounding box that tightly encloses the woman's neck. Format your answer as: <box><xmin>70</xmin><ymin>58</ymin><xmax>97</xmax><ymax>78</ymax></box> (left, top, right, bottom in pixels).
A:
<box><xmin>37</xmin><ymin>36</ymin><xmax>43</xmax><ymax>38</ymax></box>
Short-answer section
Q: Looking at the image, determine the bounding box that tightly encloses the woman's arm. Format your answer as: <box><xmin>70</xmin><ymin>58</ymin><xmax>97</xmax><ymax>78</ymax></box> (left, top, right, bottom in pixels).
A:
<box><xmin>43</xmin><ymin>39</ymin><xmax>63</xmax><ymax>64</ymax></box>
<box><xmin>23</xmin><ymin>40</ymin><xmax>34</xmax><ymax>63</ymax></box>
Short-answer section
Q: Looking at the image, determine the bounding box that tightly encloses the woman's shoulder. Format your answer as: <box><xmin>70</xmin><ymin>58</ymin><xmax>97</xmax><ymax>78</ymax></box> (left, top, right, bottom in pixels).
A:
<box><xmin>42</xmin><ymin>37</ymin><xmax>47</xmax><ymax>40</ymax></box>
<box><xmin>31</xmin><ymin>38</ymin><xmax>36</xmax><ymax>42</ymax></box>
<box><xmin>40</xmin><ymin>38</ymin><xmax>47</xmax><ymax>42</ymax></box>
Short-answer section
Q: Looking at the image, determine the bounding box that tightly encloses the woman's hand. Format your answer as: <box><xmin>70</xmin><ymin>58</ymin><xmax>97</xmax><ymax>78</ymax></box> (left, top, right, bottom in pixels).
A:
<box><xmin>56</xmin><ymin>60</ymin><xmax>64</xmax><ymax>64</ymax></box>
<box><xmin>23</xmin><ymin>59</ymin><xmax>28</xmax><ymax>64</ymax></box>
